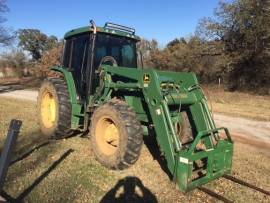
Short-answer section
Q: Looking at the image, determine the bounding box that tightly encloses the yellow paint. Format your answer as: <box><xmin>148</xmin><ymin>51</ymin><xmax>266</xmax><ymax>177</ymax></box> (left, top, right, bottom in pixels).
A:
<box><xmin>41</xmin><ymin>90</ymin><xmax>56</xmax><ymax>128</ymax></box>
<box><xmin>143</xmin><ymin>74</ymin><xmax>150</xmax><ymax>84</ymax></box>
<box><xmin>95</xmin><ymin>117</ymin><xmax>120</xmax><ymax>155</ymax></box>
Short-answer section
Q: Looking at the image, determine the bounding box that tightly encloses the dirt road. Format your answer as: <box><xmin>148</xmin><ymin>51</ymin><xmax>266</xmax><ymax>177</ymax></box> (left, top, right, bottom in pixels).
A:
<box><xmin>1</xmin><ymin>89</ymin><xmax>269</xmax><ymax>147</ymax></box>
<box><xmin>0</xmin><ymin>89</ymin><xmax>38</xmax><ymax>101</ymax></box>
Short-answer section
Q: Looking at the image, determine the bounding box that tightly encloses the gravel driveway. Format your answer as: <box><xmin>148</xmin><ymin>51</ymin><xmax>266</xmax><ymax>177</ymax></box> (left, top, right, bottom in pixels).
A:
<box><xmin>0</xmin><ymin>89</ymin><xmax>38</xmax><ymax>101</ymax></box>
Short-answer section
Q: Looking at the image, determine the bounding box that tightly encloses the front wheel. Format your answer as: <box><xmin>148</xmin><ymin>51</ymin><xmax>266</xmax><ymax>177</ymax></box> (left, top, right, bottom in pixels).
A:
<box><xmin>90</xmin><ymin>99</ymin><xmax>143</xmax><ymax>170</ymax></box>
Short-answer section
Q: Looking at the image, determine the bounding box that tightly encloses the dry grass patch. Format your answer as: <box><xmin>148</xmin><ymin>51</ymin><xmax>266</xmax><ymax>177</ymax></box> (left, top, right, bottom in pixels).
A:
<box><xmin>0</xmin><ymin>98</ymin><xmax>269</xmax><ymax>202</ymax></box>
<box><xmin>205</xmin><ymin>85</ymin><xmax>270</xmax><ymax>121</ymax></box>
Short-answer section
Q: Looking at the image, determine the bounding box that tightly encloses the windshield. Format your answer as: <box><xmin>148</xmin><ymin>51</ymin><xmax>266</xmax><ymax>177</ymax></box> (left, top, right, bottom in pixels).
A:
<box><xmin>94</xmin><ymin>33</ymin><xmax>137</xmax><ymax>68</ymax></box>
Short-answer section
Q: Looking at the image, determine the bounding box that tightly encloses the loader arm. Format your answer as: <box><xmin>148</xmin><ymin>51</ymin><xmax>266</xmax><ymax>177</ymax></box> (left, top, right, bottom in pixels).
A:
<box><xmin>90</xmin><ymin>65</ymin><xmax>233</xmax><ymax>191</ymax></box>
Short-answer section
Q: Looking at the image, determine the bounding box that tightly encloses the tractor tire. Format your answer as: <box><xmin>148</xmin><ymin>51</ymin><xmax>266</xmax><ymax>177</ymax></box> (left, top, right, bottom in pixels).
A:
<box><xmin>176</xmin><ymin>111</ymin><xmax>194</xmax><ymax>145</ymax></box>
<box><xmin>38</xmin><ymin>77</ymin><xmax>73</xmax><ymax>139</ymax></box>
<box><xmin>90</xmin><ymin>99</ymin><xmax>143</xmax><ymax>170</ymax></box>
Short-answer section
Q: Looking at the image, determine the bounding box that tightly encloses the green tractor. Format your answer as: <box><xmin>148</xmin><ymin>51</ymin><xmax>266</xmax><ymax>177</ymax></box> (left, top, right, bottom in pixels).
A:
<box><xmin>38</xmin><ymin>21</ymin><xmax>233</xmax><ymax>191</ymax></box>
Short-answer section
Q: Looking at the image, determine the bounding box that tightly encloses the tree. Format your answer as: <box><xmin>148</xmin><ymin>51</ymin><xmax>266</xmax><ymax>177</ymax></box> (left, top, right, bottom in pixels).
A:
<box><xmin>196</xmin><ymin>0</ymin><xmax>270</xmax><ymax>91</ymax></box>
<box><xmin>167</xmin><ymin>38</ymin><xmax>181</xmax><ymax>48</ymax></box>
<box><xmin>45</xmin><ymin>35</ymin><xmax>58</xmax><ymax>50</ymax></box>
<box><xmin>0</xmin><ymin>0</ymin><xmax>13</xmax><ymax>46</ymax></box>
<box><xmin>0</xmin><ymin>49</ymin><xmax>27</xmax><ymax>77</ymax></box>
<box><xmin>17</xmin><ymin>29</ymin><xmax>58</xmax><ymax>60</ymax></box>
<box><xmin>35</xmin><ymin>42</ymin><xmax>63</xmax><ymax>77</ymax></box>
<box><xmin>137</xmin><ymin>38</ymin><xmax>159</xmax><ymax>68</ymax></box>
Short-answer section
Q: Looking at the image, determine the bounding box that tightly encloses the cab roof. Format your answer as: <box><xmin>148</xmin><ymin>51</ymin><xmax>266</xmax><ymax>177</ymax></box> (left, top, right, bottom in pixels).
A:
<box><xmin>64</xmin><ymin>22</ymin><xmax>140</xmax><ymax>41</ymax></box>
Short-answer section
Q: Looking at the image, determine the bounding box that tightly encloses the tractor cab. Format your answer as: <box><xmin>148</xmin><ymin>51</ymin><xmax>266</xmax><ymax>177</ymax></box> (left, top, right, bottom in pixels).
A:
<box><xmin>62</xmin><ymin>22</ymin><xmax>140</xmax><ymax>98</ymax></box>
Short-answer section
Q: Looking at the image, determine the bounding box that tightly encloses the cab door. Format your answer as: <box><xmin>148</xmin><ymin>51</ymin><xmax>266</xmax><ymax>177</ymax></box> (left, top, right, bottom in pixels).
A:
<box><xmin>62</xmin><ymin>33</ymin><xmax>90</xmax><ymax>99</ymax></box>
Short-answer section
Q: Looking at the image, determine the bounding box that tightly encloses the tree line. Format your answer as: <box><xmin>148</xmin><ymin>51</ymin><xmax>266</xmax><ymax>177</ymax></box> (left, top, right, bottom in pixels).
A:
<box><xmin>0</xmin><ymin>0</ymin><xmax>62</xmax><ymax>77</ymax></box>
<box><xmin>0</xmin><ymin>0</ymin><xmax>269</xmax><ymax>94</ymax></box>
<box><xmin>141</xmin><ymin>0</ymin><xmax>270</xmax><ymax>94</ymax></box>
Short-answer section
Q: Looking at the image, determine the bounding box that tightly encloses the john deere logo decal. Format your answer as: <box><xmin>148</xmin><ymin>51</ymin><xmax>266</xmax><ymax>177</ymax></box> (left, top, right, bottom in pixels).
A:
<box><xmin>143</xmin><ymin>74</ymin><xmax>150</xmax><ymax>84</ymax></box>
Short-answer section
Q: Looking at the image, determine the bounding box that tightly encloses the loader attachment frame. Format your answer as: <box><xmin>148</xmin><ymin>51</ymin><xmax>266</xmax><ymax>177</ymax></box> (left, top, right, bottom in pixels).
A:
<box><xmin>89</xmin><ymin>65</ymin><xmax>234</xmax><ymax>192</ymax></box>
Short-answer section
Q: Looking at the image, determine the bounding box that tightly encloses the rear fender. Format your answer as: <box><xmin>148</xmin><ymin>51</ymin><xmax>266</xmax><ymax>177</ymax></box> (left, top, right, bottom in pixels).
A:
<box><xmin>51</xmin><ymin>67</ymin><xmax>82</xmax><ymax>129</ymax></box>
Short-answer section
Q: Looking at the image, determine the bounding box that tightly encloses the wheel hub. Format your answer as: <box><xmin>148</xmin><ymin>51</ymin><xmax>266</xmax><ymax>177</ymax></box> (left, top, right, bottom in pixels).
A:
<box><xmin>40</xmin><ymin>90</ymin><xmax>56</xmax><ymax>128</ymax></box>
<box><xmin>95</xmin><ymin>117</ymin><xmax>120</xmax><ymax>155</ymax></box>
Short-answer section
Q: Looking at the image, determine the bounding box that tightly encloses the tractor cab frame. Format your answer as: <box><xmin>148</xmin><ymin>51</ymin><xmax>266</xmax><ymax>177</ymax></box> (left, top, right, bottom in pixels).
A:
<box><xmin>62</xmin><ymin>21</ymin><xmax>140</xmax><ymax>100</ymax></box>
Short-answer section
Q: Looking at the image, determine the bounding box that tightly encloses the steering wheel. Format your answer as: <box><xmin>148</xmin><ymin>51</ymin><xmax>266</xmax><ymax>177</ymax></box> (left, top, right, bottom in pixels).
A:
<box><xmin>99</xmin><ymin>56</ymin><xmax>118</xmax><ymax>67</ymax></box>
<box><xmin>95</xmin><ymin>56</ymin><xmax>118</xmax><ymax>95</ymax></box>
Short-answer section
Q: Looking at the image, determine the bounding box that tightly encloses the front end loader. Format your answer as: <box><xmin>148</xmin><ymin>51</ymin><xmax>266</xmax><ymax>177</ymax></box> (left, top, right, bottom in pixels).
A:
<box><xmin>37</xmin><ymin>21</ymin><xmax>233</xmax><ymax>191</ymax></box>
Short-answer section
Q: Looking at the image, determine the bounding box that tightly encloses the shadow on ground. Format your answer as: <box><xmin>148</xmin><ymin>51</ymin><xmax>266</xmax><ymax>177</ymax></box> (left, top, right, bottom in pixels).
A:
<box><xmin>100</xmin><ymin>176</ymin><xmax>157</xmax><ymax>203</ymax></box>
<box><xmin>143</xmin><ymin>135</ymin><xmax>173</xmax><ymax>180</ymax></box>
<box><xmin>0</xmin><ymin>77</ymin><xmax>41</xmax><ymax>93</ymax></box>
<box><xmin>0</xmin><ymin>83</ymin><xmax>24</xmax><ymax>93</ymax></box>
<box><xmin>0</xmin><ymin>128</ymin><xmax>76</xmax><ymax>202</ymax></box>
<box><xmin>1</xmin><ymin>149</ymin><xmax>74</xmax><ymax>203</ymax></box>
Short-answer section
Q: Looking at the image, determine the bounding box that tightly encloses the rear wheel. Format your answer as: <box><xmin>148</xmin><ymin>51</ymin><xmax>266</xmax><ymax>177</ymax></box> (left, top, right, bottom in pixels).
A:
<box><xmin>90</xmin><ymin>99</ymin><xmax>143</xmax><ymax>170</ymax></box>
<box><xmin>38</xmin><ymin>77</ymin><xmax>73</xmax><ymax>139</ymax></box>
<box><xmin>176</xmin><ymin>111</ymin><xmax>194</xmax><ymax>145</ymax></box>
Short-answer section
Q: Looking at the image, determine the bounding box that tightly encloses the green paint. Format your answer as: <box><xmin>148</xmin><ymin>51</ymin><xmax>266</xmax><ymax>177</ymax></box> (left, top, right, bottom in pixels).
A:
<box><xmin>90</xmin><ymin>65</ymin><xmax>234</xmax><ymax>191</ymax></box>
<box><xmin>64</xmin><ymin>26</ymin><xmax>140</xmax><ymax>41</ymax></box>
<box><xmin>51</xmin><ymin>67</ymin><xmax>83</xmax><ymax>129</ymax></box>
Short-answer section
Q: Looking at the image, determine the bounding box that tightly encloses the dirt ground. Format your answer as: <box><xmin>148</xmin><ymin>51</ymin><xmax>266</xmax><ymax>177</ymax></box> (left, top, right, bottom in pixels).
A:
<box><xmin>0</xmin><ymin>89</ymin><xmax>38</xmax><ymax>101</ymax></box>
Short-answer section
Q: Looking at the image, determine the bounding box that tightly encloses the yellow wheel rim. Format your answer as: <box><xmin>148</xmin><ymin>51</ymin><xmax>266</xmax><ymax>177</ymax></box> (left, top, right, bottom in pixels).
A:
<box><xmin>95</xmin><ymin>117</ymin><xmax>120</xmax><ymax>155</ymax></box>
<box><xmin>40</xmin><ymin>90</ymin><xmax>56</xmax><ymax>128</ymax></box>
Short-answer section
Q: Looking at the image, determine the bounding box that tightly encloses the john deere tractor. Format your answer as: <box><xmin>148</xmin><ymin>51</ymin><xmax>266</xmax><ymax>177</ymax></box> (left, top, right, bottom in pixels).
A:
<box><xmin>38</xmin><ymin>21</ymin><xmax>233</xmax><ymax>191</ymax></box>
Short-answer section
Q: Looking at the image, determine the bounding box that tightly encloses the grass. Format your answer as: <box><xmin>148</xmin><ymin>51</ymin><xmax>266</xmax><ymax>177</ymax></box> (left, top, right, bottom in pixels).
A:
<box><xmin>0</xmin><ymin>97</ymin><xmax>269</xmax><ymax>202</ymax></box>
<box><xmin>205</xmin><ymin>85</ymin><xmax>270</xmax><ymax>121</ymax></box>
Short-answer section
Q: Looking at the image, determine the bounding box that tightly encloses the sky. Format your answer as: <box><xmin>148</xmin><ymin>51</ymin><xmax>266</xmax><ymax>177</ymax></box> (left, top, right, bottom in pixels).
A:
<box><xmin>5</xmin><ymin>0</ymin><xmax>220</xmax><ymax>46</ymax></box>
